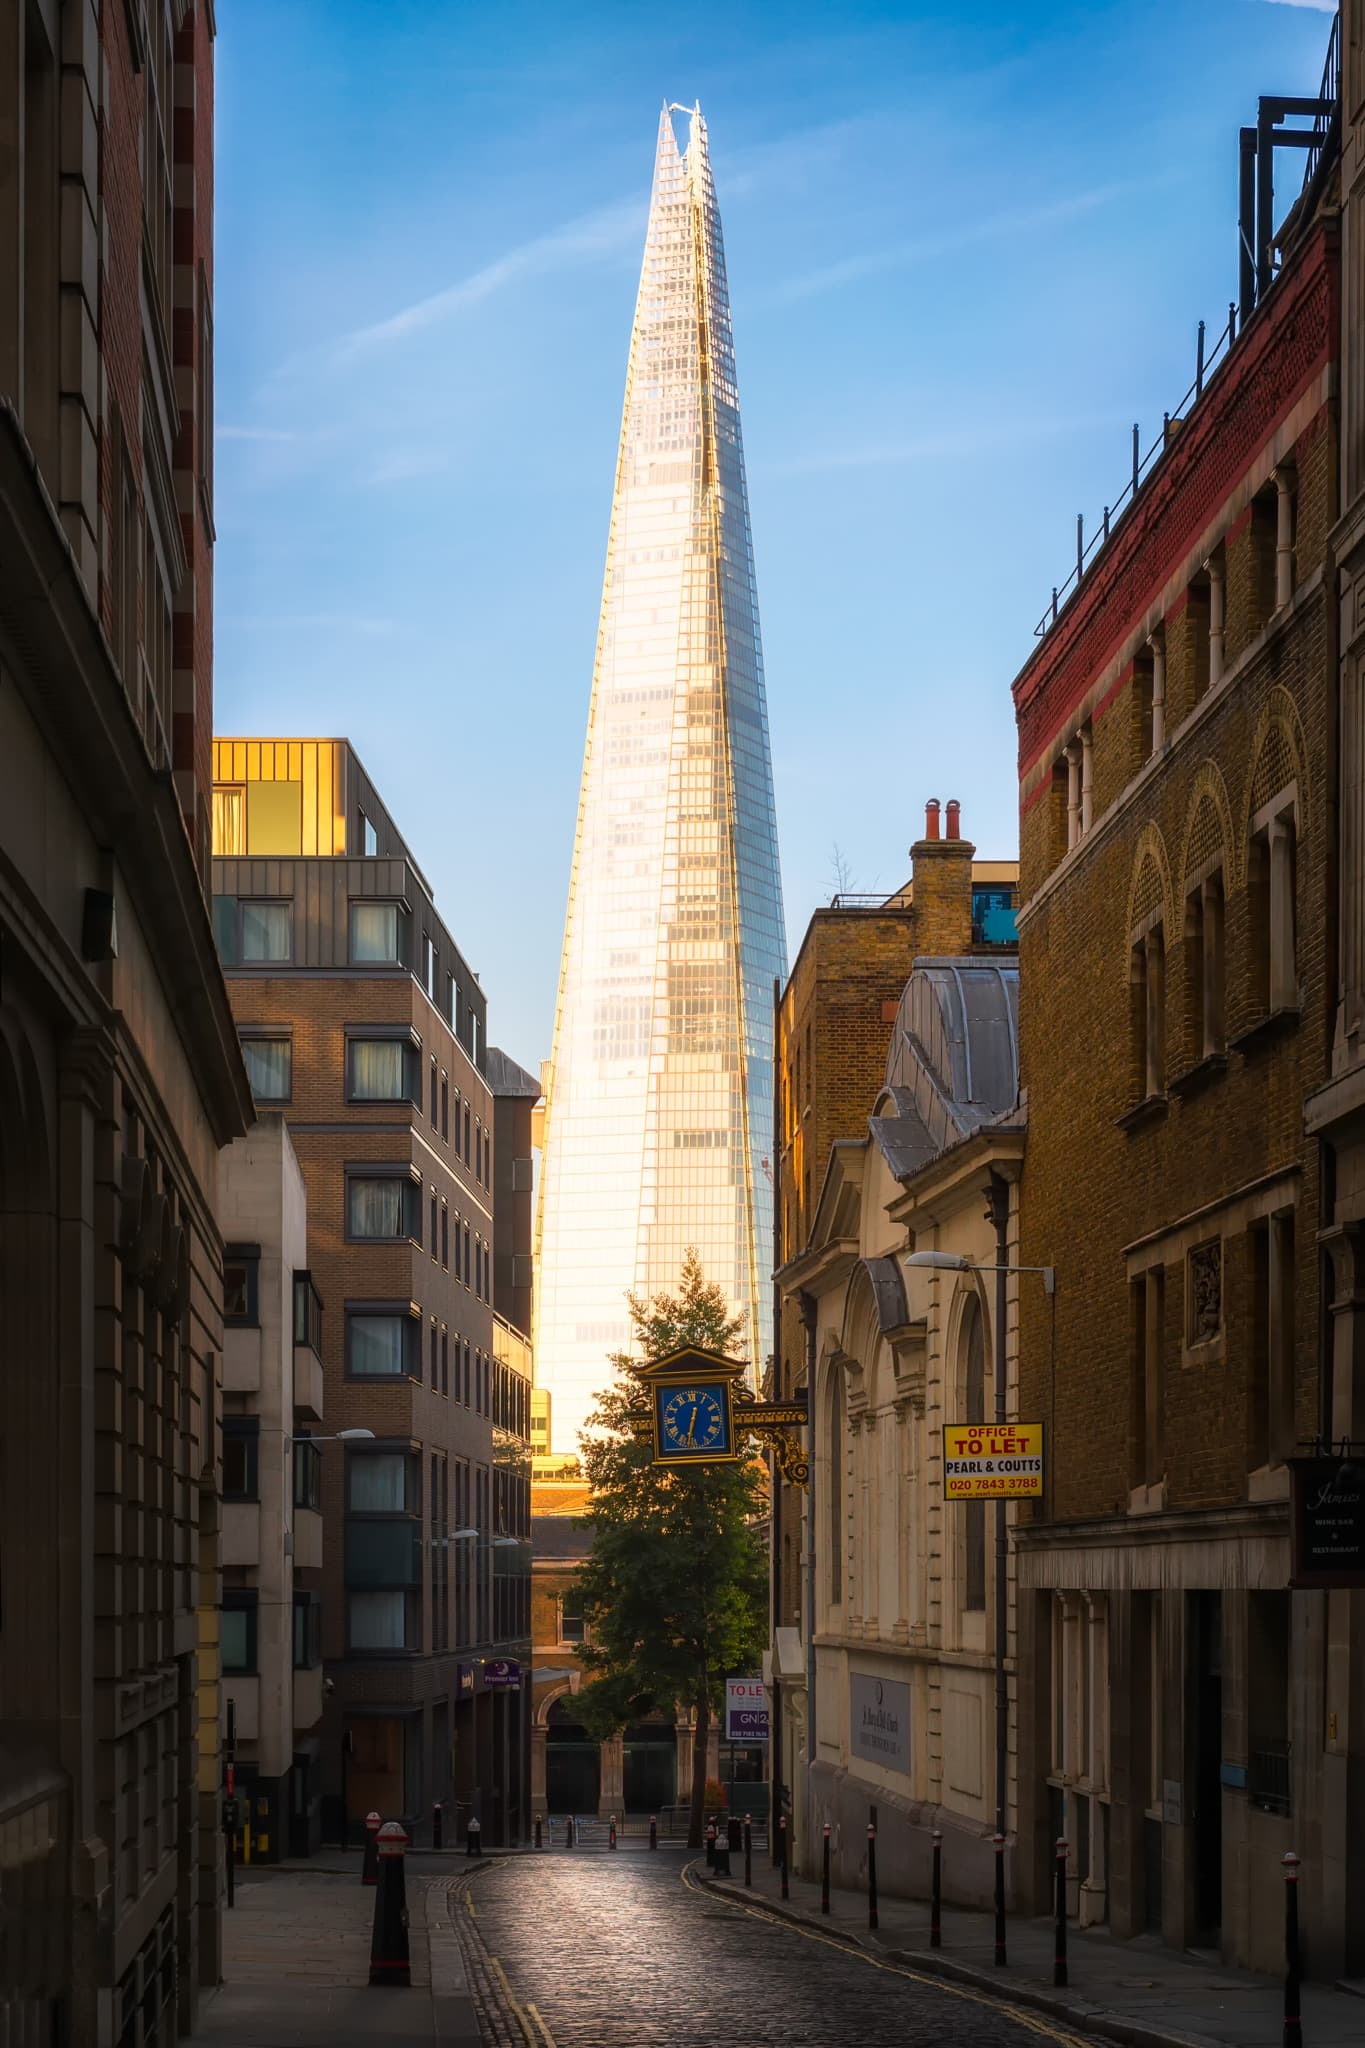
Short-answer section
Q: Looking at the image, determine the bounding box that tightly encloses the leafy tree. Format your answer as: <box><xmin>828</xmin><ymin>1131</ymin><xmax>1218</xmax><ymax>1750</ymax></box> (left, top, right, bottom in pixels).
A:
<box><xmin>573</xmin><ymin>1251</ymin><xmax>768</xmax><ymax>1847</ymax></box>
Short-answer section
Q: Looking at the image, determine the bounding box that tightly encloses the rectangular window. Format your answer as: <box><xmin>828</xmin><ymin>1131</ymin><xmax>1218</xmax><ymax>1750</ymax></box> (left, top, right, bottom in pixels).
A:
<box><xmin>212</xmin><ymin>786</ymin><xmax>245</xmax><ymax>855</ymax></box>
<box><xmin>293</xmin><ymin>1436</ymin><xmax>321</xmax><ymax>1511</ymax></box>
<box><xmin>346</xmin><ymin>1310</ymin><xmax>417</xmax><ymax>1380</ymax></box>
<box><xmin>463</xmin><ymin>1103</ymin><xmax>471</xmax><ymax>1161</ymax></box>
<box><xmin>348</xmin><ymin>1589</ymin><xmax>418</xmax><ymax>1652</ymax></box>
<box><xmin>463</xmin><ymin>1226</ymin><xmax>471</xmax><ymax>1284</ymax></box>
<box><xmin>224</xmin><ymin>1249</ymin><xmax>259</xmax><ymax>1326</ymax></box>
<box><xmin>345</xmin><ymin>1519</ymin><xmax>423</xmax><ymax>1588</ymax></box>
<box><xmin>222</xmin><ymin>1593</ymin><xmax>258</xmax><ymax>1675</ymax></box>
<box><xmin>348</xmin><ymin>1452</ymin><xmax>416</xmax><ymax>1513</ymax></box>
<box><xmin>441</xmin><ymin>1075</ymin><xmax>449</xmax><ymax>1140</ymax></box>
<box><xmin>240</xmin><ymin>1034</ymin><xmax>292</xmax><ymax>1102</ymax></box>
<box><xmin>1250</xmin><ymin>806</ymin><xmax>1299</xmax><ymax>1016</ymax></box>
<box><xmin>292</xmin><ymin>1592</ymin><xmax>322</xmax><ymax>1670</ymax></box>
<box><xmin>423</xmin><ymin>932</ymin><xmax>436</xmax><ymax>999</ymax></box>
<box><xmin>293</xmin><ymin>1271</ymin><xmax>323</xmax><ymax>1354</ymax></box>
<box><xmin>462</xmin><ymin>1342</ymin><xmax>471</xmax><ymax>1405</ymax></box>
<box><xmin>346</xmin><ymin>1035</ymin><xmax>417</xmax><ymax>1103</ymax></box>
<box><xmin>441</xmin><ymin>1328</ymin><xmax>449</xmax><ymax>1396</ymax></box>
<box><xmin>240</xmin><ymin>900</ymin><xmax>291</xmax><ymax>963</ymax></box>
<box><xmin>349</xmin><ymin>901</ymin><xmax>400</xmax><ymax>964</ymax></box>
<box><xmin>430</xmin><ymin>1320</ymin><xmax>438</xmax><ymax>1388</ymax></box>
<box><xmin>1130</xmin><ymin>923</ymin><xmax>1166</xmax><ymax>1101</ymax></box>
<box><xmin>1249</xmin><ymin>1211</ymin><xmax>1296</xmax><ymax>1469</ymax></box>
<box><xmin>1132</xmin><ymin>1270</ymin><xmax>1165</xmax><ymax>1491</ymax></box>
<box><xmin>429</xmin><ymin>1192</ymin><xmax>438</xmax><ymax>1260</ymax></box>
<box><xmin>558</xmin><ymin>1595</ymin><xmax>584</xmax><ymax>1644</ymax></box>
<box><xmin>223</xmin><ymin>1419</ymin><xmax>259</xmax><ymax>1501</ymax></box>
<box><xmin>346</xmin><ymin>1172</ymin><xmax>419</xmax><ymax>1241</ymax></box>
<box><xmin>359</xmin><ymin>809</ymin><xmax>379</xmax><ymax>857</ymax></box>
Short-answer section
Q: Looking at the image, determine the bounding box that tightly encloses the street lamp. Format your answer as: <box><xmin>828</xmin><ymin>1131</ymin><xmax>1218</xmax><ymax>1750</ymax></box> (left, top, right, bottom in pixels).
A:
<box><xmin>295</xmin><ymin>1427</ymin><xmax>377</xmax><ymax>1442</ymax></box>
<box><xmin>902</xmin><ymin>1183</ymin><xmax>1055</xmax><ymax>1957</ymax></box>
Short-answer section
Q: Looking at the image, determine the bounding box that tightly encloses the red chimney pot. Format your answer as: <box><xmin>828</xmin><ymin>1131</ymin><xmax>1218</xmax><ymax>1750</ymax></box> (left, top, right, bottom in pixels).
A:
<box><xmin>925</xmin><ymin>799</ymin><xmax>941</xmax><ymax>842</ymax></box>
<box><xmin>946</xmin><ymin>799</ymin><xmax>961</xmax><ymax>840</ymax></box>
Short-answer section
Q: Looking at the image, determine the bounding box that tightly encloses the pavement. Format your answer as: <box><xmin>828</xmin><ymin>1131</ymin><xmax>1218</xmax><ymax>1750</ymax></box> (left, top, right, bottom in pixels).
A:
<box><xmin>701</xmin><ymin>1850</ymin><xmax>1365</xmax><ymax>2048</ymax></box>
<box><xmin>195</xmin><ymin>1862</ymin><xmax>481</xmax><ymax>2046</ymax></box>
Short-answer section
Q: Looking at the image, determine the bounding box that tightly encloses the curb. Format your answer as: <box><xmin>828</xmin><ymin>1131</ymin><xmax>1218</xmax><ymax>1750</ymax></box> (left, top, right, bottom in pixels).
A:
<box><xmin>426</xmin><ymin>1880</ymin><xmax>483</xmax><ymax>2047</ymax></box>
<box><xmin>698</xmin><ymin>1871</ymin><xmax>1222</xmax><ymax>2048</ymax></box>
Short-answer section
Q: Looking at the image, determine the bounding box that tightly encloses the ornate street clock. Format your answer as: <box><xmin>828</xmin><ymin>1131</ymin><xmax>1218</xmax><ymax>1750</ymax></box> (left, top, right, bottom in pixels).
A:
<box><xmin>629</xmin><ymin>1345</ymin><xmax>811</xmax><ymax>1481</ymax></box>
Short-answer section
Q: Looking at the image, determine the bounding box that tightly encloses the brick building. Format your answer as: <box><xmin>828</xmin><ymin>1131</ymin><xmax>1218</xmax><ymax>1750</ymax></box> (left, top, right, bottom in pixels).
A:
<box><xmin>1010</xmin><ymin>77</ymin><xmax>1343</xmax><ymax>1971</ymax></box>
<box><xmin>0</xmin><ymin>5</ymin><xmax>246</xmax><ymax>2041</ymax></box>
<box><xmin>768</xmin><ymin>807</ymin><xmax>1018</xmax><ymax>1843</ymax></box>
<box><xmin>210</xmin><ymin>740</ymin><xmax>532</xmax><ymax>1845</ymax></box>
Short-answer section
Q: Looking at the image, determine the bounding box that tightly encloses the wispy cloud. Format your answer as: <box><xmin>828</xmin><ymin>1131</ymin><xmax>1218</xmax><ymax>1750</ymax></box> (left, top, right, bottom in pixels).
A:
<box><xmin>219</xmin><ymin>612</ymin><xmax>402</xmax><ymax>638</ymax></box>
<box><xmin>1254</xmin><ymin>2</ymin><xmax>1335</xmax><ymax>12</ymax></box>
<box><xmin>768</xmin><ymin>410</ymin><xmax>1126</xmax><ymax>478</ymax></box>
<box><xmin>332</xmin><ymin>196</ymin><xmax>644</xmax><ymax>362</ymax></box>
<box><xmin>778</xmin><ymin>184</ymin><xmax>1137</xmax><ymax>303</ymax></box>
<box><xmin>216</xmin><ymin>424</ymin><xmax>305</xmax><ymax>443</ymax></box>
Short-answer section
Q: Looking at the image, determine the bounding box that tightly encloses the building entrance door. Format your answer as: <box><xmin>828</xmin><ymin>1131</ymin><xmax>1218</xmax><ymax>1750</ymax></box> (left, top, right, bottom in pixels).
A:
<box><xmin>545</xmin><ymin>1703</ymin><xmax>599</xmax><ymax>1817</ymax></box>
<box><xmin>1190</xmin><ymin>1593</ymin><xmax>1222</xmax><ymax>1941</ymax></box>
<box><xmin>622</xmin><ymin>1724</ymin><xmax>676</xmax><ymax>1811</ymax></box>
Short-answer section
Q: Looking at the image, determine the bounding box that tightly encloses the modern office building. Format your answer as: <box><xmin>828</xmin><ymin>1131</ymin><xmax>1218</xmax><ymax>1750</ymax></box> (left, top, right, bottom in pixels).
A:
<box><xmin>535</xmin><ymin>102</ymin><xmax>786</xmax><ymax>1451</ymax></box>
<box><xmin>0</xmin><ymin>7</ymin><xmax>247</xmax><ymax>2042</ymax></box>
<box><xmin>210</xmin><ymin>740</ymin><xmax>532</xmax><ymax>1843</ymax></box>
<box><xmin>218</xmin><ymin>1116</ymin><xmax>326</xmax><ymax>1861</ymax></box>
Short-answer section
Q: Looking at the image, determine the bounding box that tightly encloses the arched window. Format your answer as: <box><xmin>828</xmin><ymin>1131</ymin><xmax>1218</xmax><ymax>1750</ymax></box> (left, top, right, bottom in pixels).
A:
<box><xmin>827</xmin><ymin>1370</ymin><xmax>843</xmax><ymax>1607</ymax></box>
<box><xmin>962</xmin><ymin>1297</ymin><xmax>987</xmax><ymax>1612</ymax></box>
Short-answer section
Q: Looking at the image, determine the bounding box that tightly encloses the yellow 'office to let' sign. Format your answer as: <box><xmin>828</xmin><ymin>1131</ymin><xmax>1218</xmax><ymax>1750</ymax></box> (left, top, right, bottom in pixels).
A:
<box><xmin>942</xmin><ymin>1421</ymin><xmax>1045</xmax><ymax>1500</ymax></box>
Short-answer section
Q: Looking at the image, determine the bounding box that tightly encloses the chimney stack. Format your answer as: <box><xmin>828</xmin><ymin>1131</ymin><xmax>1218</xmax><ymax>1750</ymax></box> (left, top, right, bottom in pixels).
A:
<box><xmin>910</xmin><ymin>793</ymin><xmax>976</xmax><ymax>954</ymax></box>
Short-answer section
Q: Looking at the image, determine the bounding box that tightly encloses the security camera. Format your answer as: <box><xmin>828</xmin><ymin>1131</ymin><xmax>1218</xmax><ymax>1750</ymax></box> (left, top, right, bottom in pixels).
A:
<box><xmin>322</xmin><ymin>1677</ymin><xmax>335</xmax><ymax>1698</ymax></box>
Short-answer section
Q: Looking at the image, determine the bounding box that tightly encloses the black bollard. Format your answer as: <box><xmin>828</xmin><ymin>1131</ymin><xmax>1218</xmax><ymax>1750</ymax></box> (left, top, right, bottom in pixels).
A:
<box><xmin>535</xmin><ymin>1815</ymin><xmax>543</xmax><ymax>1851</ymax></box>
<box><xmin>779</xmin><ymin>1814</ymin><xmax>789</xmax><ymax>1901</ymax></box>
<box><xmin>466</xmin><ymin>1813</ymin><xmax>482</xmax><ymax>1858</ymax></box>
<box><xmin>705</xmin><ymin>1818</ymin><xmax>717</xmax><ymax>1869</ymax></box>
<box><xmin>433</xmin><ymin>1801</ymin><xmax>443</xmax><ymax>1851</ymax></box>
<box><xmin>930</xmin><ymin>1827</ymin><xmax>942</xmax><ymax>1948</ymax></box>
<box><xmin>609</xmin><ymin>1814</ymin><xmax>618</xmax><ymax>1850</ymax></box>
<box><xmin>649</xmin><ymin>1815</ymin><xmax>658</xmax><ymax>1852</ymax></box>
<box><xmin>821</xmin><ymin>1822</ymin><xmax>831</xmax><ymax>1914</ymax></box>
<box><xmin>368</xmin><ymin>1822</ymin><xmax>410</xmax><ymax>1988</ymax></box>
<box><xmin>867</xmin><ymin>1822</ymin><xmax>878</xmax><ymax>1932</ymax></box>
<box><xmin>728</xmin><ymin>1815</ymin><xmax>742</xmax><ymax>1857</ymax></box>
<box><xmin>743</xmin><ymin>1813</ymin><xmax>752</xmax><ymax>1888</ymax></box>
<box><xmin>1283</xmin><ymin>1852</ymin><xmax>1302</xmax><ymax>2048</ymax></box>
<box><xmin>223</xmin><ymin>1798</ymin><xmax>237</xmax><ymax>1910</ymax></box>
<box><xmin>993</xmin><ymin>1832</ymin><xmax>1008</xmax><ymax>1967</ymax></box>
<box><xmin>1054</xmin><ymin>1838</ymin><xmax>1069</xmax><ymax>1988</ymax></box>
<box><xmin>361</xmin><ymin>1809</ymin><xmax>382</xmax><ymax>1887</ymax></box>
<box><xmin>565</xmin><ymin>1815</ymin><xmax>574</xmax><ymax>1850</ymax></box>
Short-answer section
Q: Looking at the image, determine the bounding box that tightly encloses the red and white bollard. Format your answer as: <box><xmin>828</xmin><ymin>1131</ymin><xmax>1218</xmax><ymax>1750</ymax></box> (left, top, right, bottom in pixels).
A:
<box><xmin>368</xmin><ymin>1822</ymin><xmax>410</xmax><ymax>1988</ymax></box>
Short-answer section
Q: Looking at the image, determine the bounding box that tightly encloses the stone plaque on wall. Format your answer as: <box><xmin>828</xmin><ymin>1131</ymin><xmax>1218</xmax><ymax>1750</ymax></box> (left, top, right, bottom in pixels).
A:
<box><xmin>849</xmin><ymin>1674</ymin><xmax>910</xmax><ymax>1774</ymax></box>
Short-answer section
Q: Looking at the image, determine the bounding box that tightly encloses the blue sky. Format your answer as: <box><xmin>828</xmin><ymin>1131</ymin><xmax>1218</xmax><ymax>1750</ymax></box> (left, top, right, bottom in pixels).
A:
<box><xmin>215</xmin><ymin>0</ymin><xmax>1336</xmax><ymax>1073</ymax></box>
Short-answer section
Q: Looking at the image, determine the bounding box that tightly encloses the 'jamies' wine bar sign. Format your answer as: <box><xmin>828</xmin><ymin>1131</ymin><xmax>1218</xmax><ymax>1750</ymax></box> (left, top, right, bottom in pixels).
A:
<box><xmin>1290</xmin><ymin>1457</ymin><xmax>1365</xmax><ymax>1588</ymax></box>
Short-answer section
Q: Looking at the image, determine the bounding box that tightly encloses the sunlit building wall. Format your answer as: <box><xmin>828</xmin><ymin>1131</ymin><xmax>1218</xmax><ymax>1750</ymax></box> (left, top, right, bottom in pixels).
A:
<box><xmin>535</xmin><ymin>103</ymin><xmax>786</xmax><ymax>1452</ymax></box>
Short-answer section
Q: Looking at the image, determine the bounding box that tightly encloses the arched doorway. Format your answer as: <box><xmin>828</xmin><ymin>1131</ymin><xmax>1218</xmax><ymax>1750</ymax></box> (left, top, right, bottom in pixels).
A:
<box><xmin>545</xmin><ymin>1698</ymin><xmax>599</xmax><ymax>1817</ymax></box>
<box><xmin>622</xmin><ymin>1721</ymin><xmax>676</xmax><ymax>1812</ymax></box>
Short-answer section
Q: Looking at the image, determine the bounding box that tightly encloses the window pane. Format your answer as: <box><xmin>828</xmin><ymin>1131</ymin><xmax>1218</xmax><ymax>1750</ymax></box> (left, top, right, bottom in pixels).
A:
<box><xmin>222</xmin><ymin>1608</ymin><xmax>253</xmax><ymax>1673</ymax></box>
<box><xmin>349</xmin><ymin>1453</ymin><xmax>409</xmax><ymax>1511</ymax></box>
<box><xmin>348</xmin><ymin>1314</ymin><xmax>408</xmax><ymax>1377</ymax></box>
<box><xmin>348</xmin><ymin>1177</ymin><xmax>405</xmax><ymax>1238</ymax></box>
<box><xmin>350</xmin><ymin>902</ymin><xmax>399</xmax><ymax>962</ymax></box>
<box><xmin>349</xmin><ymin>1039</ymin><xmax>407</xmax><ymax>1100</ymax></box>
<box><xmin>240</xmin><ymin>901</ymin><xmax>291</xmax><ymax>962</ymax></box>
<box><xmin>350</xmin><ymin>1590</ymin><xmax>408</xmax><ymax>1650</ymax></box>
<box><xmin>212</xmin><ymin>787</ymin><xmax>245</xmax><ymax>855</ymax></box>
<box><xmin>242</xmin><ymin>1037</ymin><xmax>291</xmax><ymax>1100</ymax></box>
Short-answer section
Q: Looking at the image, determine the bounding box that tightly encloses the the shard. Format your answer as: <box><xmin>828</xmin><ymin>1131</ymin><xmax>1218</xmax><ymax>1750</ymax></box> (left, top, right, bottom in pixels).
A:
<box><xmin>534</xmin><ymin>103</ymin><xmax>786</xmax><ymax>1454</ymax></box>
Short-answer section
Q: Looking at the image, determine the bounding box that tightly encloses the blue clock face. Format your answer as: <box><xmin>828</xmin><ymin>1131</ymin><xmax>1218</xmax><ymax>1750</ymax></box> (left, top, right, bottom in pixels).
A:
<box><xmin>657</xmin><ymin>1383</ymin><xmax>730</xmax><ymax>1458</ymax></box>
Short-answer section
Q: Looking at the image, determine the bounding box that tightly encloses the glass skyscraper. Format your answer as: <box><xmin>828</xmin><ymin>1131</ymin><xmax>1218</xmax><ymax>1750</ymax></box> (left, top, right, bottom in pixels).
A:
<box><xmin>534</xmin><ymin>102</ymin><xmax>786</xmax><ymax>1454</ymax></box>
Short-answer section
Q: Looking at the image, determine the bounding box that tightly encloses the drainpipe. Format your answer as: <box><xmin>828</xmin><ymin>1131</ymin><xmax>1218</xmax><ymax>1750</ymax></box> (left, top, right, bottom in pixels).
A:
<box><xmin>800</xmin><ymin>1290</ymin><xmax>818</xmax><ymax>1773</ymax></box>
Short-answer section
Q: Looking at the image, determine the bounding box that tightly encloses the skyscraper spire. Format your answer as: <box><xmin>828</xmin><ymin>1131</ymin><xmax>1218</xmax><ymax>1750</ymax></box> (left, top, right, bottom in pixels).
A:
<box><xmin>534</xmin><ymin>103</ymin><xmax>786</xmax><ymax>1454</ymax></box>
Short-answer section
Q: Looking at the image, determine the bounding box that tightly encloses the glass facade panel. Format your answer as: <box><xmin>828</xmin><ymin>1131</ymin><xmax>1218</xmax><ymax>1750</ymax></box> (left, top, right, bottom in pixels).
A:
<box><xmin>534</xmin><ymin>105</ymin><xmax>785</xmax><ymax>1452</ymax></box>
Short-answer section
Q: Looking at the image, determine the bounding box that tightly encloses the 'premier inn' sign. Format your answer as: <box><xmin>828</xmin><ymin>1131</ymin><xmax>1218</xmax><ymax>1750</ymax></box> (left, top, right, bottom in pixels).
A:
<box><xmin>849</xmin><ymin>1674</ymin><xmax>910</xmax><ymax>1773</ymax></box>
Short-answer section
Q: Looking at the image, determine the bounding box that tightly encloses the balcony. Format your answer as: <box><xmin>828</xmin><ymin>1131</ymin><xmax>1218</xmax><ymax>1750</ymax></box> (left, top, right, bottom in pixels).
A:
<box><xmin>293</xmin><ymin>1271</ymin><xmax>323</xmax><ymax>1355</ymax></box>
<box><xmin>222</xmin><ymin>1502</ymin><xmax>261</xmax><ymax>1570</ymax></box>
<box><xmin>294</xmin><ymin>1508</ymin><xmax>323</xmax><ymax>1573</ymax></box>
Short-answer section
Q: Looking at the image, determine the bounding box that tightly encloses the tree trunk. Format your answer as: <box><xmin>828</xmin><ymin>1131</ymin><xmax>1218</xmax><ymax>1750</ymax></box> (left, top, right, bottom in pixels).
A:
<box><xmin>687</xmin><ymin>1685</ymin><xmax>710</xmax><ymax>1848</ymax></box>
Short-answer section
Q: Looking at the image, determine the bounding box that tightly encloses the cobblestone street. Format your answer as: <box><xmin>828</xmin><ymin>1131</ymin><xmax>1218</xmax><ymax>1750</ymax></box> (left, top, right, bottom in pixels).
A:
<box><xmin>454</xmin><ymin>1852</ymin><xmax>1102</xmax><ymax>2048</ymax></box>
